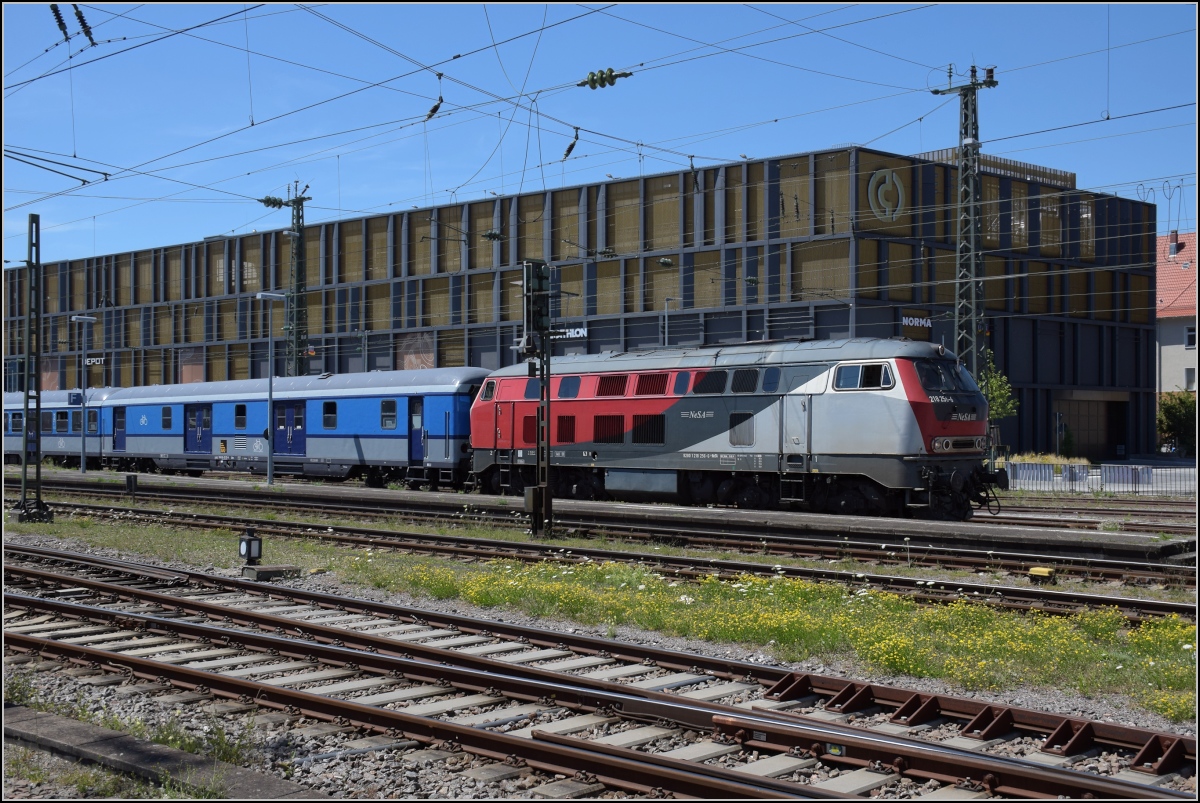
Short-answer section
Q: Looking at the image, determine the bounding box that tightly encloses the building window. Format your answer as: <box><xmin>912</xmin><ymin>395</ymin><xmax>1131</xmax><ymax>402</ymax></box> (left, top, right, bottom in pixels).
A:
<box><xmin>235</xmin><ymin>404</ymin><xmax>247</xmax><ymax>430</ymax></box>
<box><xmin>323</xmin><ymin>401</ymin><xmax>337</xmax><ymax>429</ymax></box>
<box><xmin>1187</xmin><ymin>368</ymin><xmax>1196</xmax><ymax>392</ymax></box>
<box><xmin>1187</xmin><ymin>327</ymin><xmax>1196</xmax><ymax>349</ymax></box>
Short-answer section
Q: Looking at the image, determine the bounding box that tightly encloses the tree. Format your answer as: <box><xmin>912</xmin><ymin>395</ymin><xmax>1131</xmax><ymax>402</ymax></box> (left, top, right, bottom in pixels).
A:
<box><xmin>1157</xmin><ymin>391</ymin><xmax>1196</xmax><ymax>456</ymax></box>
<box><xmin>978</xmin><ymin>348</ymin><xmax>1018</xmax><ymax>420</ymax></box>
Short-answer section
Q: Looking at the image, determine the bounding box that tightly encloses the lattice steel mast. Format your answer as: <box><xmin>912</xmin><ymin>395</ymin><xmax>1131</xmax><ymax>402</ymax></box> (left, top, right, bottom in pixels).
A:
<box><xmin>932</xmin><ymin>65</ymin><xmax>998</xmax><ymax>377</ymax></box>
<box><xmin>260</xmin><ymin>181</ymin><xmax>311</xmax><ymax>377</ymax></box>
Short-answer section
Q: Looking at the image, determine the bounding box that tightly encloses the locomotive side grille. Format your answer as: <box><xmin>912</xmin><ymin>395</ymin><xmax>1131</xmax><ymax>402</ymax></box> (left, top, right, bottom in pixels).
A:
<box><xmin>234</xmin><ymin>437</ymin><xmax>247</xmax><ymax>449</ymax></box>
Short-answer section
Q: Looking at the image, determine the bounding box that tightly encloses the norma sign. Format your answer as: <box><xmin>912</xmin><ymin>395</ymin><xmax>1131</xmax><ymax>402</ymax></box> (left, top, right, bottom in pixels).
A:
<box><xmin>900</xmin><ymin>309</ymin><xmax>933</xmax><ymax>341</ymax></box>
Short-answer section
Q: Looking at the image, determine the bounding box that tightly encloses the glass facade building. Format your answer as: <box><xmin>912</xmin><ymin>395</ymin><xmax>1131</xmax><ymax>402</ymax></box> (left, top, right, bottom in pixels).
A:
<box><xmin>4</xmin><ymin>146</ymin><xmax>1157</xmax><ymax>459</ymax></box>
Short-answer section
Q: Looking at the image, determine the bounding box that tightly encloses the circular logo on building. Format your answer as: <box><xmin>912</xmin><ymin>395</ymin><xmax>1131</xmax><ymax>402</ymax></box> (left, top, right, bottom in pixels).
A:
<box><xmin>868</xmin><ymin>169</ymin><xmax>906</xmax><ymax>221</ymax></box>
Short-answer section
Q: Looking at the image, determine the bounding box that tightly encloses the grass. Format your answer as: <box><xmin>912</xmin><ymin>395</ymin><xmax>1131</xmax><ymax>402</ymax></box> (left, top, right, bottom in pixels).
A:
<box><xmin>8</xmin><ymin>502</ymin><xmax>1197</xmax><ymax>723</ymax></box>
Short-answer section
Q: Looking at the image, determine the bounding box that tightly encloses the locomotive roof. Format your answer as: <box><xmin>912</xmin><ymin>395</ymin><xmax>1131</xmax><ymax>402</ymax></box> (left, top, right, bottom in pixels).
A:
<box><xmin>3</xmin><ymin>368</ymin><xmax>491</xmax><ymax>408</ymax></box>
<box><xmin>486</xmin><ymin>338</ymin><xmax>956</xmax><ymax>378</ymax></box>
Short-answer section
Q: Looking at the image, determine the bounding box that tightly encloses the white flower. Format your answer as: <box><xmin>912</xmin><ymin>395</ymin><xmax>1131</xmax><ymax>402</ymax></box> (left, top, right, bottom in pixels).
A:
<box><xmin>637</xmin><ymin>584</ymin><xmax>646</xmax><ymax>591</ymax></box>
<box><xmin>1116</xmin><ymin>665</ymin><xmax>1123</xmax><ymax>670</ymax></box>
<box><xmin>678</xmin><ymin>594</ymin><xmax>695</xmax><ymax>605</ymax></box>
<box><xmin>1184</xmin><ymin>644</ymin><xmax>1194</xmax><ymax>651</ymax></box>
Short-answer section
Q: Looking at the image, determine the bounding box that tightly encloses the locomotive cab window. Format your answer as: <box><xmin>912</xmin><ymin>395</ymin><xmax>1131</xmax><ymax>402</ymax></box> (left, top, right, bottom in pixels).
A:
<box><xmin>323</xmin><ymin>401</ymin><xmax>337</xmax><ymax>429</ymax></box>
<box><xmin>381</xmin><ymin>399</ymin><xmax>397</xmax><ymax>430</ymax></box>
<box><xmin>234</xmin><ymin>404</ymin><xmax>247</xmax><ymax>430</ymax></box>
<box><xmin>557</xmin><ymin>376</ymin><xmax>580</xmax><ymax>399</ymax></box>
<box><xmin>672</xmin><ymin>372</ymin><xmax>691</xmax><ymax>395</ymax></box>
<box><xmin>480</xmin><ymin>380</ymin><xmax>496</xmax><ymax>401</ymax></box>
<box><xmin>834</xmin><ymin>364</ymin><xmax>893</xmax><ymax>390</ymax></box>
<box><xmin>524</xmin><ymin>379</ymin><xmax>541</xmax><ymax>400</ymax></box>
<box><xmin>162</xmin><ymin>407</ymin><xmax>172</xmax><ymax>429</ymax></box>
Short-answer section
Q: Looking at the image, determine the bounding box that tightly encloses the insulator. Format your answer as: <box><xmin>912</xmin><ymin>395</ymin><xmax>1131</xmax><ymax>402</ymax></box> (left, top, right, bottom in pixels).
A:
<box><xmin>426</xmin><ymin>96</ymin><xmax>442</xmax><ymax>121</ymax></box>
<box><xmin>50</xmin><ymin>4</ymin><xmax>69</xmax><ymax>37</ymax></box>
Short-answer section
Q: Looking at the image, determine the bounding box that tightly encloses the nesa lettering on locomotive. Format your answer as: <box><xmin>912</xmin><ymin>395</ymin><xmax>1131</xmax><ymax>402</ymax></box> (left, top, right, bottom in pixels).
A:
<box><xmin>4</xmin><ymin>338</ymin><xmax>1008</xmax><ymax>521</ymax></box>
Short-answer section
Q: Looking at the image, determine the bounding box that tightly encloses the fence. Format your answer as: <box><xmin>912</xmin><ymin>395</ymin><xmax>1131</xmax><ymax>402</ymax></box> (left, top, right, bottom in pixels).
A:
<box><xmin>1005</xmin><ymin>463</ymin><xmax>1196</xmax><ymax>497</ymax></box>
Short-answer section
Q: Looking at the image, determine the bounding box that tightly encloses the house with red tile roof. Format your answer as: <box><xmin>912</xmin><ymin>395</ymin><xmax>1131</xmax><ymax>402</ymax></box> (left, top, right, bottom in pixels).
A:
<box><xmin>1156</xmin><ymin>231</ymin><xmax>1196</xmax><ymax>395</ymax></box>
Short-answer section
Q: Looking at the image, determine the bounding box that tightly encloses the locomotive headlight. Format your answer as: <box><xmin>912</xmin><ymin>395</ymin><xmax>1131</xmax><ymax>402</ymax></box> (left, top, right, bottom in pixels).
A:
<box><xmin>976</xmin><ymin>437</ymin><xmax>986</xmax><ymax>450</ymax></box>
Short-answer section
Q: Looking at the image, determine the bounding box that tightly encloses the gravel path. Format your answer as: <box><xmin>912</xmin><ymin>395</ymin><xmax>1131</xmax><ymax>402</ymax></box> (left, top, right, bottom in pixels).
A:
<box><xmin>3</xmin><ymin>531</ymin><xmax>1194</xmax><ymax>799</ymax></box>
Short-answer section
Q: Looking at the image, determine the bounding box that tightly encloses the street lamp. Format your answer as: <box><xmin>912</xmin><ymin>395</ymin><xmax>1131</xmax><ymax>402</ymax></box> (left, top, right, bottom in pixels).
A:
<box><xmin>70</xmin><ymin>315</ymin><xmax>97</xmax><ymax>473</ymax></box>
<box><xmin>663</xmin><ymin>297</ymin><xmax>679</xmax><ymax>346</ymax></box>
<box><xmin>256</xmin><ymin>292</ymin><xmax>286</xmax><ymax>485</ymax></box>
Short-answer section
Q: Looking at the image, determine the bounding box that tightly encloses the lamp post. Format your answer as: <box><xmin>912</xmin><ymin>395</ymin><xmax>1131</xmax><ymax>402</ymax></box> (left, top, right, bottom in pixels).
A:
<box><xmin>663</xmin><ymin>297</ymin><xmax>679</xmax><ymax>346</ymax></box>
<box><xmin>256</xmin><ymin>292</ymin><xmax>286</xmax><ymax>485</ymax></box>
<box><xmin>70</xmin><ymin>315</ymin><xmax>97</xmax><ymax>473</ymax></box>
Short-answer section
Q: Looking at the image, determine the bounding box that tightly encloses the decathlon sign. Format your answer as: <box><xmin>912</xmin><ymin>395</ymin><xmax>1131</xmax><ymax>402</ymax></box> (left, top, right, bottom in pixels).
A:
<box><xmin>867</xmin><ymin>168</ymin><xmax>906</xmax><ymax>222</ymax></box>
<box><xmin>550</xmin><ymin>327</ymin><xmax>588</xmax><ymax>340</ymax></box>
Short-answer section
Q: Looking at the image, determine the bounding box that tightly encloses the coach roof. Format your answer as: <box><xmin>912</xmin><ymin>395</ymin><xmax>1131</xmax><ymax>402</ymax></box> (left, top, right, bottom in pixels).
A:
<box><xmin>486</xmin><ymin>338</ymin><xmax>955</xmax><ymax>378</ymax></box>
<box><xmin>92</xmin><ymin>367</ymin><xmax>491</xmax><ymax>405</ymax></box>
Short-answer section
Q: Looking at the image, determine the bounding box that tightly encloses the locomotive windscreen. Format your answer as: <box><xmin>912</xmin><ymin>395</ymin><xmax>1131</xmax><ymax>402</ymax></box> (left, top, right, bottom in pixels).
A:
<box><xmin>913</xmin><ymin>360</ymin><xmax>980</xmax><ymax>393</ymax></box>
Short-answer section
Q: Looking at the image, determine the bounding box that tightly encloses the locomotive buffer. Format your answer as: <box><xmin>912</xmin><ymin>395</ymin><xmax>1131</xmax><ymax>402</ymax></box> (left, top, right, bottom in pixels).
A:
<box><xmin>518</xmin><ymin>260</ymin><xmax>554</xmax><ymax>538</ymax></box>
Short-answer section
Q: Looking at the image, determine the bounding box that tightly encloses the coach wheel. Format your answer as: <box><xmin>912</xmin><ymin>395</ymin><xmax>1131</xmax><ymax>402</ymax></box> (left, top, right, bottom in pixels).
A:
<box><xmin>364</xmin><ymin>468</ymin><xmax>386</xmax><ymax>489</ymax></box>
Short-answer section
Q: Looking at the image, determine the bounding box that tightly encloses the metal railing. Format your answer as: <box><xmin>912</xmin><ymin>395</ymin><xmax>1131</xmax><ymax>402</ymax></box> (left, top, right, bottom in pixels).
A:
<box><xmin>1005</xmin><ymin>462</ymin><xmax>1196</xmax><ymax>497</ymax></box>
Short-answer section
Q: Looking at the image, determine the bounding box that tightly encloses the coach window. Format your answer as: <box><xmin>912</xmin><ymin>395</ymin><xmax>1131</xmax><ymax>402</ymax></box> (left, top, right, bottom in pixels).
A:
<box><xmin>730</xmin><ymin>412</ymin><xmax>754</xmax><ymax>446</ymax></box>
<box><xmin>12</xmin><ymin>413</ymin><xmax>23</xmax><ymax>433</ymax></box>
<box><xmin>762</xmin><ymin>367</ymin><xmax>781</xmax><ymax>393</ymax></box>
<box><xmin>557</xmin><ymin>375</ymin><xmax>580</xmax><ymax>399</ymax></box>
<box><xmin>234</xmin><ymin>404</ymin><xmax>247</xmax><ymax>430</ymax></box>
<box><xmin>692</xmin><ymin>370</ymin><xmax>728</xmax><ymax>395</ymax></box>
<box><xmin>54</xmin><ymin>411</ymin><xmax>68</xmax><ymax>433</ymax></box>
<box><xmin>71</xmin><ymin>411</ymin><xmax>81</xmax><ymax>432</ymax></box>
<box><xmin>323</xmin><ymin>401</ymin><xmax>337</xmax><ymax>429</ymax></box>
<box><xmin>524</xmin><ymin>378</ymin><xmax>541</xmax><ymax>400</ymax></box>
<box><xmin>87</xmin><ymin>409</ymin><xmax>98</xmax><ymax>434</ymax></box>
<box><xmin>3</xmin><ymin>413</ymin><xmax>8</xmax><ymax>432</ymax></box>
<box><xmin>381</xmin><ymin>400</ymin><xmax>397</xmax><ymax>430</ymax></box>
<box><xmin>480</xmin><ymin>380</ymin><xmax>496</xmax><ymax>401</ymax></box>
<box><xmin>162</xmin><ymin>407</ymin><xmax>172</xmax><ymax>429</ymax></box>
<box><xmin>41</xmin><ymin>412</ymin><xmax>52</xmax><ymax>432</ymax></box>
<box><xmin>731</xmin><ymin>369</ymin><xmax>759</xmax><ymax>394</ymax></box>
<box><xmin>672</xmin><ymin>371</ymin><xmax>691</xmax><ymax>395</ymax></box>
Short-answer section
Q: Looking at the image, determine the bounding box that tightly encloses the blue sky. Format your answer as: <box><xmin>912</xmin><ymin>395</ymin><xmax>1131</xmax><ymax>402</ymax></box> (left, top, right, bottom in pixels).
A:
<box><xmin>3</xmin><ymin>3</ymin><xmax>1196</xmax><ymax>265</ymax></box>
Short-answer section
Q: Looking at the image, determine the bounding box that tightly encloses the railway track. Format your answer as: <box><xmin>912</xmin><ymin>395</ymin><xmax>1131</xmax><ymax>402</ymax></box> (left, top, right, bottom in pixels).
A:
<box><xmin>8</xmin><ymin>473</ymin><xmax>1196</xmax><ymax>568</ymax></box>
<box><xmin>13</xmin><ymin>503</ymin><xmax>1195</xmax><ymax>622</ymax></box>
<box><xmin>3</xmin><ymin>547</ymin><xmax>1193</xmax><ymax>799</ymax></box>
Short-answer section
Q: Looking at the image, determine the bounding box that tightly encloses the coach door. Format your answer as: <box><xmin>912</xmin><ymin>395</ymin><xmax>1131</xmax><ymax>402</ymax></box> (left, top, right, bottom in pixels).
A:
<box><xmin>273</xmin><ymin>401</ymin><xmax>306</xmax><ymax>456</ymax></box>
<box><xmin>184</xmin><ymin>404</ymin><xmax>212</xmax><ymax>454</ymax></box>
<box><xmin>113</xmin><ymin>407</ymin><xmax>126</xmax><ymax>452</ymax></box>
<box><xmin>409</xmin><ymin>397</ymin><xmax>425</xmax><ymax>464</ymax></box>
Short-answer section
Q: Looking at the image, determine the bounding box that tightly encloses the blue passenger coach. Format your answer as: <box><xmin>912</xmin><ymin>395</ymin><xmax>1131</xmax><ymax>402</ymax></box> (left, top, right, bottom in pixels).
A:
<box><xmin>6</xmin><ymin>368</ymin><xmax>489</xmax><ymax>487</ymax></box>
<box><xmin>4</xmin><ymin>389</ymin><xmax>118</xmax><ymax>469</ymax></box>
